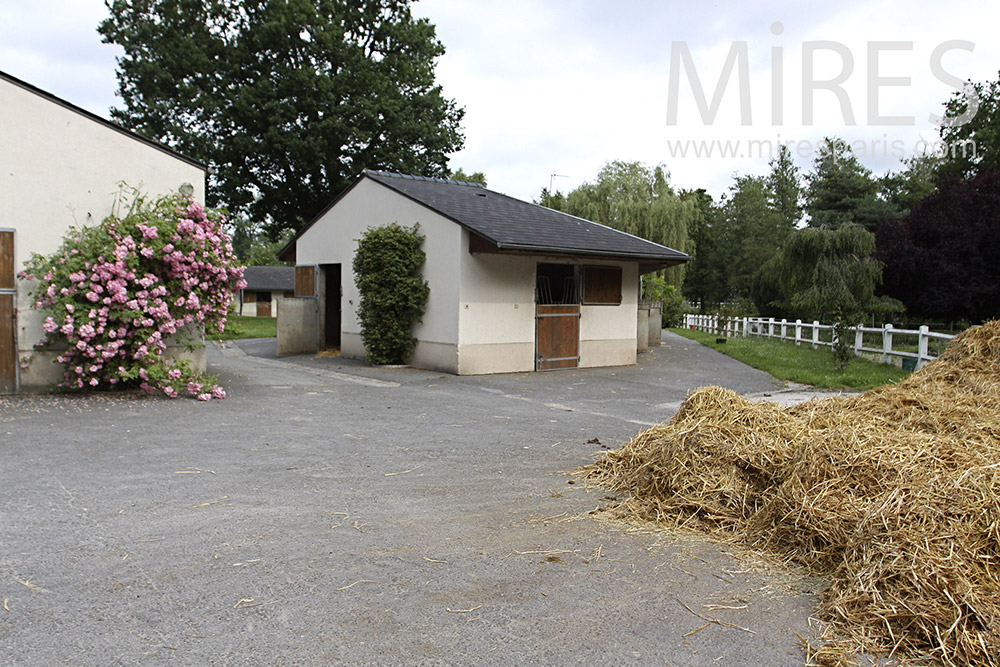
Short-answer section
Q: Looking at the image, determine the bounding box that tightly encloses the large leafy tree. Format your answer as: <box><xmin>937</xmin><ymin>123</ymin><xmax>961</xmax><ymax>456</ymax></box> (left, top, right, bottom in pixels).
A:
<box><xmin>99</xmin><ymin>0</ymin><xmax>465</xmax><ymax>238</ymax></box>
<box><xmin>805</xmin><ymin>138</ymin><xmax>890</xmax><ymax>232</ymax></box>
<box><xmin>936</xmin><ymin>72</ymin><xmax>1000</xmax><ymax>181</ymax></box>
<box><xmin>563</xmin><ymin>161</ymin><xmax>695</xmax><ymax>287</ymax></box>
<box><xmin>877</xmin><ymin>169</ymin><xmax>1000</xmax><ymax>323</ymax></box>
<box><xmin>879</xmin><ymin>154</ymin><xmax>940</xmax><ymax>219</ymax></box>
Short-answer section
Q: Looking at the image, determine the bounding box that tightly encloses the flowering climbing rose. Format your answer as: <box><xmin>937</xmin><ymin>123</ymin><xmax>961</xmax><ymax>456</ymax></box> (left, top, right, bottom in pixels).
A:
<box><xmin>20</xmin><ymin>189</ymin><xmax>246</xmax><ymax>398</ymax></box>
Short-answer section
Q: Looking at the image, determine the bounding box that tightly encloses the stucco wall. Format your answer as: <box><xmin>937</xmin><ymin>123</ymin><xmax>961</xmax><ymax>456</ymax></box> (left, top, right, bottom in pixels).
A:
<box><xmin>457</xmin><ymin>242</ymin><xmax>639</xmax><ymax>374</ymax></box>
<box><xmin>457</xmin><ymin>244</ymin><xmax>536</xmax><ymax>374</ymax></box>
<box><xmin>1</xmin><ymin>76</ymin><xmax>207</xmax><ymax>390</ymax></box>
<box><xmin>295</xmin><ymin>177</ymin><xmax>462</xmax><ymax>372</ymax></box>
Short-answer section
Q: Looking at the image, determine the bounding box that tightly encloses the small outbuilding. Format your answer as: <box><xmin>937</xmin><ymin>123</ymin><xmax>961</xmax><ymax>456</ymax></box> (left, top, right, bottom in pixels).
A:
<box><xmin>0</xmin><ymin>70</ymin><xmax>208</xmax><ymax>394</ymax></box>
<box><xmin>277</xmin><ymin>170</ymin><xmax>688</xmax><ymax>374</ymax></box>
<box><xmin>236</xmin><ymin>266</ymin><xmax>295</xmax><ymax>317</ymax></box>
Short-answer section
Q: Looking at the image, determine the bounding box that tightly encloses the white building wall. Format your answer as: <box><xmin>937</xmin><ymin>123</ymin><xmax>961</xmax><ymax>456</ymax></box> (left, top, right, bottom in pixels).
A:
<box><xmin>295</xmin><ymin>177</ymin><xmax>462</xmax><ymax>372</ymax></box>
<box><xmin>579</xmin><ymin>262</ymin><xmax>639</xmax><ymax>368</ymax></box>
<box><xmin>1</xmin><ymin>76</ymin><xmax>207</xmax><ymax>390</ymax></box>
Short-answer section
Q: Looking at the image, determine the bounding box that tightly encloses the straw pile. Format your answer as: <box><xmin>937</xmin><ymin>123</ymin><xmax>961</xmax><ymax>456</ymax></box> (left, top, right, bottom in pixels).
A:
<box><xmin>581</xmin><ymin>321</ymin><xmax>1000</xmax><ymax>666</ymax></box>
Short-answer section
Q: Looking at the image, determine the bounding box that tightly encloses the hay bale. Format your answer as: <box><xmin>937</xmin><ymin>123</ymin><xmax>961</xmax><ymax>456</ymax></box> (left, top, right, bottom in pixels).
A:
<box><xmin>581</xmin><ymin>321</ymin><xmax>1000</xmax><ymax>666</ymax></box>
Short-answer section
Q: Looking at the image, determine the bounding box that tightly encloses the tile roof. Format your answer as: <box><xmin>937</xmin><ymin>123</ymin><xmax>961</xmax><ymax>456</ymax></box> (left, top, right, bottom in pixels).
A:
<box><xmin>241</xmin><ymin>265</ymin><xmax>295</xmax><ymax>291</ymax></box>
<box><xmin>363</xmin><ymin>171</ymin><xmax>689</xmax><ymax>265</ymax></box>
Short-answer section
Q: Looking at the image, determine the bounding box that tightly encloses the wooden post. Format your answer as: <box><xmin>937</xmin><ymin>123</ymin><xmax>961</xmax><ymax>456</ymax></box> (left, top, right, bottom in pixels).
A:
<box><xmin>812</xmin><ymin>321</ymin><xmax>820</xmax><ymax>349</ymax></box>
<box><xmin>794</xmin><ymin>319</ymin><xmax>802</xmax><ymax>346</ymax></box>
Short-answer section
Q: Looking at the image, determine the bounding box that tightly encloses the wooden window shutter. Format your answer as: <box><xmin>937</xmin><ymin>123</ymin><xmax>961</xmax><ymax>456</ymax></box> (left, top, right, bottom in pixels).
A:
<box><xmin>295</xmin><ymin>265</ymin><xmax>316</xmax><ymax>297</ymax></box>
<box><xmin>582</xmin><ymin>266</ymin><xmax>622</xmax><ymax>305</ymax></box>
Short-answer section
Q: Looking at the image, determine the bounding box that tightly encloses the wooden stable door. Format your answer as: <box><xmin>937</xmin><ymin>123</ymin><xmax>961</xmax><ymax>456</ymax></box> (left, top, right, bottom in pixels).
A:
<box><xmin>535</xmin><ymin>304</ymin><xmax>580</xmax><ymax>370</ymax></box>
<box><xmin>1</xmin><ymin>229</ymin><xmax>16</xmax><ymax>394</ymax></box>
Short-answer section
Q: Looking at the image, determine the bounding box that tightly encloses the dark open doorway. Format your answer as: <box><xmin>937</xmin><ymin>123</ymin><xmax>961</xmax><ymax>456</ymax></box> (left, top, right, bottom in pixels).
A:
<box><xmin>321</xmin><ymin>263</ymin><xmax>341</xmax><ymax>348</ymax></box>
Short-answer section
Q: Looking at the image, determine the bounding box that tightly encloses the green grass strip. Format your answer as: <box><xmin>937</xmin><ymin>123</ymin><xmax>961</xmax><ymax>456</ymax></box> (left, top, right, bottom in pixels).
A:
<box><xmin>669</xmin><ymin>327</ymin><xmax>910</xmax><ymax>391</ymax></box>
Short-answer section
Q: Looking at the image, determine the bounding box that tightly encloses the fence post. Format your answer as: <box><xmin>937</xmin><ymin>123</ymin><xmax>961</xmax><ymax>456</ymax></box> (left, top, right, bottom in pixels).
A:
<box><xmin>854</xmin><ymin>326</ymin><xmax>864</xmax><ymax>354</ymax></box>
<box><xmin>768</xmin><ymin>318</ymin><xmax>775</xmax><ymax>338</ymax></box>
<box><xmin>780</xmin><ymin>319</ymin><xmax>787</xmax><ymax>340</ymax></box>
<box><xmin>794</xmin><ymin>319</ymin><xmax>802</xmax><ymax>346</ymax></box>
<box><xmin>918</xmin><ymin>325</ymin><xmax>930</xmax><ymax>369</ymax></box>
<box><xmin>742</xmin><ymin>316</ymin><xmax>749</xmax><ymax>337</ymax></box>
<box><xmin>812</xmin><ymin>321</ymin><xmax>820</xmax><ymax>349</ymax></box>
<box><xmin>882</xmin><ymin>324</ymin><xmax>893</xmax><ymax>364</ymax></box>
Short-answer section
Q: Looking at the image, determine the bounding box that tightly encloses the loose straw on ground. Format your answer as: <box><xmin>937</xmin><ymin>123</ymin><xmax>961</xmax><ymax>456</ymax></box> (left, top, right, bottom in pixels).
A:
<box><xmin>579</xmin><ymin>320</ymin><xmax>1000</xmax><ymax>667</ymax></box>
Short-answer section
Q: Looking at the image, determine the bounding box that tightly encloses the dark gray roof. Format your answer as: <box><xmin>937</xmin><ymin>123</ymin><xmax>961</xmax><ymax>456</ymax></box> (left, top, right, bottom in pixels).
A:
<box><xmin>363</xmin><ymin>171</ymin><xmax>689</xmax><ymax>266</ymax></box>
<box><xmin>241</xmin><ymin>265</ymin><xmax>295</xmax><ymax>291</ymax></box>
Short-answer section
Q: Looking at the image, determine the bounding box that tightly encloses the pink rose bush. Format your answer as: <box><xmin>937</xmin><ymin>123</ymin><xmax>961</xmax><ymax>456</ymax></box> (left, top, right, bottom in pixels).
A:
<box><xmin>21</xmin><ymin>190</ymin><xmax>246</xmax><ymax>399</ymax></box>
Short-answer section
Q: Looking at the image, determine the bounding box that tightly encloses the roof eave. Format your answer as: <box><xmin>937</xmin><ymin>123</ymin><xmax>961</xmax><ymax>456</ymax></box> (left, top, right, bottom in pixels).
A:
<box><xmin>493</xmin><ymin>241</ymin><xmax>689</xmax><ymax>264</ymax></box>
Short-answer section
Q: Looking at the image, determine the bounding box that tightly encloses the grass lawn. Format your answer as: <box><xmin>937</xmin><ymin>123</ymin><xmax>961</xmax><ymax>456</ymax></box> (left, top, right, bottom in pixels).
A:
<box><xmin>669</xmin><ymin>327</ymin><xmax>911</xmax><ymax>391</ymax></box>
<box><xmin>217</xmin><ymin>315</ymin><xmax>277</xmax><ymax>340</ymax></box>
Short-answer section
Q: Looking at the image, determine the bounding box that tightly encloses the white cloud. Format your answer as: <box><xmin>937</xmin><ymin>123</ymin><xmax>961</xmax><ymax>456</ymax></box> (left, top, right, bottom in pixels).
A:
<box><xmin>3</xmin><ymin>0</ymin><xmax>998</xmax><ymax>204</ymax></box>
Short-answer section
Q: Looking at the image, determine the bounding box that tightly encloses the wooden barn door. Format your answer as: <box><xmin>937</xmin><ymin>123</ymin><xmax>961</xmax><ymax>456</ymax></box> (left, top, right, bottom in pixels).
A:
<box><xmin>1</xmin><ymin>229</ymin><xmax>17</xmax><ymax>394</ymax></box>
<box><xmin>535</xmin><ymin>304</ymin><xmax>580</xmax><ymax>370</ymax></box>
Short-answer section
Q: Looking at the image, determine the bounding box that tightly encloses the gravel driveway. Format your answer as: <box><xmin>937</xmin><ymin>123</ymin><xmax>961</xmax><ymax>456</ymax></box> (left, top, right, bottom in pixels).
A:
<box><xmin>1</xmin><ymin>332</ymin><xmax>825</xmax><ymax>665</ymax></box>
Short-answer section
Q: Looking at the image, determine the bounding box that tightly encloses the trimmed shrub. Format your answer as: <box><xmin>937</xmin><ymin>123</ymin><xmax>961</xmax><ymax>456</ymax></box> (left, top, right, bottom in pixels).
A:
<box><xmin>352</xmin><ymin>223</ymin><xmax>429</xmax><ymax>365</ymax></box>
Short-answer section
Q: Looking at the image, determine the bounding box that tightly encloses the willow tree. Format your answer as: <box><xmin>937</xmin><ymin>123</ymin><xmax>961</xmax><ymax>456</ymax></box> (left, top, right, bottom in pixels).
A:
<box><xmin>772</xmin><ymin>224</ymin><xmax>901</xmax><ymax>369</ymax></box>
<box><xmin>564</xmin><ymin>161</ymin><xmax>695</xmax><ymax>287</ymax></box>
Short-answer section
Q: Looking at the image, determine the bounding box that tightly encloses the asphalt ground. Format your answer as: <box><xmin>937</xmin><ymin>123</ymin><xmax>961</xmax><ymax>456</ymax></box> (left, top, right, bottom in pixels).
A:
<box><xmin>0</xmin><ymin>331</ymin><xmax>838</xmax><ymax>666</ymax></box>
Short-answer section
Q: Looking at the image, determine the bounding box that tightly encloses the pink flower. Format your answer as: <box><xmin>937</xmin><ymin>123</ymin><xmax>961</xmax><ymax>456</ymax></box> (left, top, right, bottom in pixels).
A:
<box><xmin>210</xmin><ymin>386</ymin><xmax>226</xmax><ymax>400</ymax></box>
<box><xmin>197</xmin><ymin>393</ymin><xmax>211</xmax><ymax>402</ymax></box>
<box><xmin>43</xmin><ymin>317</ymin><xmax>57</xmax><ymax>333</ymax></box>
<box><xmin>168</xmin><ymin>369</ymin><xmax>181</xmax><ymax>380</ymax></box>
<box><xmin>163</xmin><ymin>386</ymin><xmax>177</xmax><ymax>398</ymax></box>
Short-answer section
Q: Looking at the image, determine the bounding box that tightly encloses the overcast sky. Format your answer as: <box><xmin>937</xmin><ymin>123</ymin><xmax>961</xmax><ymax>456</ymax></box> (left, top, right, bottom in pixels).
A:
<box><xmin>2</xmin><ymin>0</ymin><xmax>998</xmax><ymax>203</ymax></box>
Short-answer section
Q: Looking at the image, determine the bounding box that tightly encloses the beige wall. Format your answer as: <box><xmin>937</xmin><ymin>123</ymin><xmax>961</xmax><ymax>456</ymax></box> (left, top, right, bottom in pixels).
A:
<box><xmin>457</xmin><ymin>243</ymin><xmax>536</xmax><ymax>374</ymax></box>
<box><xmin>295</xmin><ymin>177</ymin><xmax>462</xmax><ymax>372</ymax></box>
<box><xmin>579</xmin><ymin>262</ymin><xmax>639</xmax><ymax>368</ymax></box>
<box><xmin>456</xmin><ymin>241</ymin><xmax>639</xmax><ymax>374</ymax></box>
<box><xmin>1</xmin><ymin>76</ymin><xmax>207</xmax><ymax>390</ymax></box>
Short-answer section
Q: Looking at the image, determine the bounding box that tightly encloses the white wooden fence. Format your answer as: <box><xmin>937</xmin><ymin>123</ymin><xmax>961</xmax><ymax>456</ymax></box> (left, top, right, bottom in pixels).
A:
<box><xmin>683</xmin><ymin>315</ymin><xmax>955</xmax><ymax>370</ymax></box>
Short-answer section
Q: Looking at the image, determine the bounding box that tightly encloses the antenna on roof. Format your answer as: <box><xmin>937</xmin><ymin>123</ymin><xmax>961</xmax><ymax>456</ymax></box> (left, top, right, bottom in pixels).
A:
<box><xmin>549</xmin><ymin>172</ymin><xmax>568</xmax><ymax>193</ymax></box>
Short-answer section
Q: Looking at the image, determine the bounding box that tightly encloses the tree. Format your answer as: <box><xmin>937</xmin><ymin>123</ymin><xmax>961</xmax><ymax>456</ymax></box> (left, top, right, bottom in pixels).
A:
<box><xmin>879</xmin><ymin>154</ymin><xmax>940</xmax><ymax>218</ymax></box>
<box><xmin>936</xmin><ymin>72</ymin><xmax>1000</xmax><ymax>181</ymax></box>
<box><xmin>766</xmin><ymin>144</ymin><xmax>803</xmax><ymax>228</ymax></box>
<box><xmin>448</xmin><ymin>168</ymin><xmax>487</xmax><ymax>187</ymax></box>
<box><xmin>536</xmin><ymin>187</ymin><xmax>567</xmax><ymax>211</ymax></box>
<box><xmin>805</xmin><ymin>138</ymin><xmax>889</xmax><ymax>232</ymax></box>
<box><xmin>877</xmin><ymin>169</ymin><xmax>1000</xmax><ymax>323</ymax></box>
<box><xmin>563</xmin><ymin>161</ymin><xmax>695</xmax><ymax>287</ymax></box>
<box><xmin>771</xmin><ymin>224</ymin><xmax>900</xmax><ymax>369</ymax></box>
<box><xmin>680</xmin><ymin>188</ymin><xmax>727</xmax><ymax>309</ymax></box>
<box><xmin>100</xmin><ymin>0</ymin><xmax>465</xmax><ymax>239</ymax></box>
<box><xmin>715</xmin><ymin>175</ymin><xmax>788</xmax><ymax>299</ymax></box>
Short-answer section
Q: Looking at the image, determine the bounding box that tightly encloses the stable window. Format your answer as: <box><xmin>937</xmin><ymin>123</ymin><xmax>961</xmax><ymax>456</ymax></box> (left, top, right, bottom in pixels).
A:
<box><xmin>535</xmin><ymin>263</ymin><xmax>578</xmax><ymax>305</ymax></box>
<box><xmin>581</xmin><ymin>266</ymin><xmax>622</xmax><ymax>305</ymax></box>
